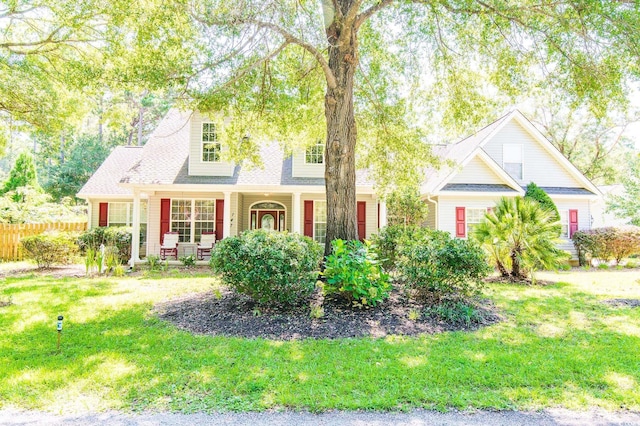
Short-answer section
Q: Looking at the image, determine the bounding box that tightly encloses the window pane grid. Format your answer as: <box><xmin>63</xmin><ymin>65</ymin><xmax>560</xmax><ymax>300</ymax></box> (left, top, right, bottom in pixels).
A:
<box><xmin>108</xmin><ymin>202</ymin><xmax>128</xmax><ymax>226</ymax></box>
<box><xmin>202</xmin><ymin>123</ymin><xmax>221</xmax><ymax>162</ymax></box>
<box><xmin>171</xmin><ymin>199</ymin><xmax>216</xmax><ymax>243</ymax></box>
<box><xmin>466</xmin><ymin>208</ymin><xmax>486</xmax><ymax>236</ymax></box>
<box><xmin>171</xmin><ymin>200</ymin><xmax>192</xmax><ymax>242</ymax></box>
<box><xmin>305</xmin><ymin>141</ymin><xmax>324</xmax><ymax>164</ymax></box>
<box><xmin>314</xmin><ymin>201</ymin><xmax>327</xmax><ymax>244</ymax></box>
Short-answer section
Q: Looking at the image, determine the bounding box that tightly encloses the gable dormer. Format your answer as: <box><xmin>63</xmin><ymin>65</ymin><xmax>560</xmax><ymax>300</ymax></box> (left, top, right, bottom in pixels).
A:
<box><xmin>188</xmin><ymin>111</ymin><xmax>234</xmax><ymax>177</ymax></box>
<box><xmin>292</xmin><ymin>140</ymin><xmax>325</xmax><ymax>178</ymax></box>
<box><xmin>482</xmin><ymin>116</ymin><xmax>584</xmax><ymax>188</ymax></box>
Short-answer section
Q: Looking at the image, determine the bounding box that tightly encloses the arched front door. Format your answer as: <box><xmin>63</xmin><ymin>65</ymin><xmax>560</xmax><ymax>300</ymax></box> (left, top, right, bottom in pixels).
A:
<box><xmin>250</xmin><ymin>202</ymin><xmax>286</xmax><ymax>231</ymax></box>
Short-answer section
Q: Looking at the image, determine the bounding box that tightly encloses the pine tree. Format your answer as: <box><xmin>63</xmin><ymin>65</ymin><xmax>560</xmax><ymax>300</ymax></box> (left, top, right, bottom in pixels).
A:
<box><xmin>2</xmin><ymin>151</ymin><xmax>41</xmax><ymax>201</ymax></box>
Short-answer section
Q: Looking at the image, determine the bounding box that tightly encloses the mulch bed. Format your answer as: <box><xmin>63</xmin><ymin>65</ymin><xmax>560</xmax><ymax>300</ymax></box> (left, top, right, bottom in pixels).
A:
<box><xmin>602</xmin><ymin>299</ymin><xmax>640</xmax><ymax>308</ymax></box>
<box><xmin>155</xmin><ymin>288</ymin><xmax>502</xmax><ymax>340</ymax></box>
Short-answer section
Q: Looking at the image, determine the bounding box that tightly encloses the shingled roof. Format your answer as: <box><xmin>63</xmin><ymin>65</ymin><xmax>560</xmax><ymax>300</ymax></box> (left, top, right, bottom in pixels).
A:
<box><xmin>77</xmin><ymin>146</ymin><xmax>143</xmax><ymax>197</ymax></box>
<box><xmin>118</xmin><ymin>109</ymin><xmax>374</xmax><ymax>188</ymax></box>
<box><xmin>422</xmin><ymin>112</ymin><xmax>513</xmax><ymax>194</ymax></box>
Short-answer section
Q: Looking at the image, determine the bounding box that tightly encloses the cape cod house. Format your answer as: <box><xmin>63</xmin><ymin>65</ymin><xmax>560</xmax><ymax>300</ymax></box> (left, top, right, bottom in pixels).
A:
<box><xmin>77</xmin><ymin>109</ymin><xmax>600</xmax><ymax>263</ymax></box>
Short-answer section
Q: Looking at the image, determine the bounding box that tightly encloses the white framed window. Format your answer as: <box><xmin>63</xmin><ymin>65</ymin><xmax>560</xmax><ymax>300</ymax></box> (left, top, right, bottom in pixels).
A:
<box><xmin>171</xmin><ymin>199</ymin><xmax>216</xmax><ymax>243</ymax></box>
<box><xmin>305</xmin><ymin>141</ymin><xmax>324</xmax><ymax>164</ymax></box>
<box><xmin>202</xmin><ymin>122</ymin><xmax>221</xmax><ymax>162</ymax></box>
<box><xmin>559</xmin><ymin>210</ymin><xmax>569</xmax><ymax>238</ymax></box>
<box><xmin>108</xmin><ymin>201</ymin><xmax>148</xmax><ymax>243</ymax></box>
<box><xmin>466</xmin><ymin>208</ymin><xmax>486</xmax><ymax>236</ymax></box>
<box><xmin>108</xmin><ymin>202</ymin><xmax>129</xmax><ymax>227</ymax></box>
<box><xmin>503</xmin><ymin>144</ymin><xmax>523</xmax><ymax>180</ymax></box>
<box><xmin>314</xmin><ymin>201</ymin><xmax>327</xmax><ymax>244</ymax></box>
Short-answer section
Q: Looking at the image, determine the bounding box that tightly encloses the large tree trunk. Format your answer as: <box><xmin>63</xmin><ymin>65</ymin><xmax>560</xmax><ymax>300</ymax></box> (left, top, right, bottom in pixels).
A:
<box><xmin>323</xmin><ymin>0</ymin><xmax>359</xmax><ymax>256</ymax></box>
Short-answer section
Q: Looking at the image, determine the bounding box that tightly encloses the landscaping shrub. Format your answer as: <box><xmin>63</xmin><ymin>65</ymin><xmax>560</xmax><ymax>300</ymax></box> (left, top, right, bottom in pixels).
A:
<box><xmin>473</xmin><ymin>196</ymin><xmax>569</xmax><ymax>280</ymax></box>
<box><xmin>397</xmin><ymin>230</ymin><xmax>490</xmax><ymax>303</ymax></box>
<box><xmin>210</xmin><ymin>230</ymin><xmax>323</xmax><ymax>306</ymax></box>
<box><xmin>370</xmin><ymin>225</ymin><xmax>432</xmax><ymax>271</ymax></box>
<box><xmin>386</xmin><ymin>187</ymin><xmax>429</xmax><ymax>226</ymax></box>
<box><xmin>323</xmin><ymin>239</ymin><xmax>391</xmax><ymax>308</ymax></box>
<box><xmin>77</xmin><ymin>226</ymin><xmax>132</xmax><ymax>263</ymax></box>
<box><xmin>525</xmin><ymin>183</ymin><xmax>560</xmax><ymax>222</ymax></box>
<box><xmin>423</xmin><ymin>299</ymin><xmax>485</xmax><ymax>327</ymax></box>
<box><xmin>572</xmin><ymin>226</ymin><xmax>640</xmax><ymax>265</ymax></box>
<box><xmin>21</xmin><ymin>231</ymin><xmax>79</xmax><ymax>268</ymax></box>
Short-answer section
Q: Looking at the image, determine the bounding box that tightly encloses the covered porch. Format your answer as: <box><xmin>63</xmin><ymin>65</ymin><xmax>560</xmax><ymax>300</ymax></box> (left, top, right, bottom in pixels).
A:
<box><xmin>128</xmin><ymin>187</ymin><xmax>387</xmax><ymax>264</ymax></box>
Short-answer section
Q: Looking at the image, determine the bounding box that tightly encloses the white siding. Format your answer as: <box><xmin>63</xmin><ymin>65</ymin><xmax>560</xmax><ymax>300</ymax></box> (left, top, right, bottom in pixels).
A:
<box><xmin>449</xmin><ymin>156</ymin><xmax>505</xmax><ymax>185</ymax></box>
<box><xmin>291</xmin><ymin>151</ymin><xmax>324</xmax><ymax>178</ymax></box>
<box><xmin>89</xmin><ymin>199</ymin><xmax>133</xmax><ymax>228</ymax></box>
<box><xmin>553</xmin><ymin>197</ymin><xmax>592</xmax><ymax>256</ymax></box>
<box><xmin>437</xmin><ymin>194</ymin><xmax>591</xmax><ymax>259</ymax></box>
<box><xmin>188</xmin><ymin>111</ymin><xmax>235</xmax><ymax>177</ymax></box>
<box><xmin>483</xmin><ymin>120</ymin><xmax>582</xmax><ymax>188</ymax></box>
<box><xmin>436</xmin><ymin>196</ymin><xmax>498</xmax><ymax>238</ymax></box>
<box><xmin>297</xmin><ymin>194</ymin><xmax>378</xmax><ymax>239</ymax></box>
<box><xmin>146</xmin><ymin>191</ymin><xmax>226</xmax><ymax>256</ymax></box>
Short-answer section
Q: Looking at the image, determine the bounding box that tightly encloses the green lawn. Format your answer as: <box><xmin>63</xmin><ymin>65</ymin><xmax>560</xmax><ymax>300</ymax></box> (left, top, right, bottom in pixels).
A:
<box><xmin>0</xmin><ymin>267</ymin><xmax>639</xmax><ymax>413</ymax></box>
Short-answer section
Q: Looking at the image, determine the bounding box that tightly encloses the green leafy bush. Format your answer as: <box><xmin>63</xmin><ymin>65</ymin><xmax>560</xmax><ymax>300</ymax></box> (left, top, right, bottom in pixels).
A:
<box><xmin>77</xmin><ymin>226</ymin><xmax>132</xmax><ymax>264</ymax></box>
<box><xmin>323</xmin><ymin>239</ymin><xmax>391</xmax><ymax>308</ymax></box>
<box><xmin>423</xmin><ymin>300</ymin><xmax>485</xmax><ymax>327</ymax></box>
<box><xmin>210</xmin><ymin>230</ymin><xmax>323</xmax><ymax>307</ymax></box>
<box><xmin>573</xmin><ymin>226</ymin><xmax>640</xmax><ymax>265</ymax></box>
<box><xmin>21</xmin><ymin>231</ymin><xmax>79</xmax><ymax>268</ymax></box>
<box><xmin>397</xmin><ymin>230</ymin><xmax>490</xmax><ymax>303</ymax></box>
<box><xmin>525</xmin><ymin>183</ymin><xmax>560</xmax><ymax>221</ymax></box>
<box><xmin>370</xmin><ymin>225</ymin><xmax>432</xmax><ymax>271</ymax></box>
<box><xmin>386</xmin><ymin>187</ymin><xmax>429</xmax><ymax>226</ymax></box>
<box><xmin>180</xmin><ymin>254</ymin><xmax>196</xmax><ymax>267</ymax></box>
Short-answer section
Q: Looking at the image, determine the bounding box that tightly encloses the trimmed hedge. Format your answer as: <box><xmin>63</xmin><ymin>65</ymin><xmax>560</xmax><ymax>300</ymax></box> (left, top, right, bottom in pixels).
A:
<box><xmin>210</xmin><ymin>230</ymin><xmax>323</xmax><ymax>307</ymax></box>
<box><xmin>396</xmin><ymin>229</ymin><xmax>490</xmax><ymax>303</ymax></box>
<box><xmin>573</xmin><ymin>226</ymin><xmax>640</xmax><ymax>265</ymax></box>
<box><xmin>21</xmin><ymin>231</ymin><xmax>79</xmax><ymax>268</ymax></box>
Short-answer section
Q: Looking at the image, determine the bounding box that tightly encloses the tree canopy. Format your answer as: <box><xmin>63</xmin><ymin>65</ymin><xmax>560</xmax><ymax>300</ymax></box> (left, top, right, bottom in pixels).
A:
<box><xmin>2</xmin><ymin>1</ymin><xmax>640</xmax><ymax>251</ymax></box>
<box><xmin>182</xmin><ymin>1</ymin><xmax>640</xmax><ymax>251</ymax></box>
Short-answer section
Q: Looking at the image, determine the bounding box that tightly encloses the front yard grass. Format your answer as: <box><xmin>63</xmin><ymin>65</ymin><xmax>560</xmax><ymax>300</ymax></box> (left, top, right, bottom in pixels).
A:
<box><xmin>0</xmin><ymin>267</ymin><xmax>638</xmax><ymax>413</ymax></box>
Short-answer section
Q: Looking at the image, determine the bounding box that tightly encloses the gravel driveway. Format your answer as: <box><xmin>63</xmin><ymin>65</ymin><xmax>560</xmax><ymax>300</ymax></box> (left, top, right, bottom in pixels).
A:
<box><xmin>1</xmin><ymin>409</ymin><xmax>639</xmax><ymax>426</ymax></box>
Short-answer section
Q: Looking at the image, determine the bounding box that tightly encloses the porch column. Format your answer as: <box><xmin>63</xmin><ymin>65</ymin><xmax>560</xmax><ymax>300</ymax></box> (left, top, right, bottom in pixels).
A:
<box><xmin>292</xmin><ymin>192</ymin><xmax>301</xmax><ymax>233</ymax></box>
<box><xmin>379</xmin><ymin>201</ymin><xmax>388</xmax><ymax>228</ymax></box>
<box><xmin>223</xmin><ymin>191</ymin><xmax>232</xmax><ymax>239</ymax></box>
<box><xmin>130</xmin><ymin>190</ymin><xmax>141</xmax><ymax>266</ymax></box>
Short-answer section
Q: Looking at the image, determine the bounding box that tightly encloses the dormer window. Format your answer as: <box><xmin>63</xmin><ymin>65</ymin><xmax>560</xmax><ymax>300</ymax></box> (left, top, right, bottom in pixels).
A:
<box><xmin>305</xmin><ymin>140</ymin><xmax>324</xmax><ymax>164</ymax></box>
<box><xmin>503</xmin><ymin>144</ymin><xmax>523</xmax><ymax>180</ymax></box>
<box><xmin>202</xmin><ymin>122</ymin><xmax>221</xmax><ymax>162</ymax></box>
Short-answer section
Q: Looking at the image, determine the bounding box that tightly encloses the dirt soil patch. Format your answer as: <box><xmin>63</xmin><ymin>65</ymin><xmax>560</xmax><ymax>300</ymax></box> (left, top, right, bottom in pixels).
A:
<box><xmin>156</xmin><ymin>288</ymin><xmax>502</xmax><ymax>340</ymax></box>
<box><xmin>602</xmin><ymin>298</ymin><xmax>640</xmax><ymax>308</ymax></box>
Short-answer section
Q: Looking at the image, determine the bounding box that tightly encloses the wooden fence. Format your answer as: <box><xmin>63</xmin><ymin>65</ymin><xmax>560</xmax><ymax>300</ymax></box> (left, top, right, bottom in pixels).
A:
<box><xmin>0</xmin><ymin>222</ymin><xmax>87</xmax><ymax>262</ymax></box>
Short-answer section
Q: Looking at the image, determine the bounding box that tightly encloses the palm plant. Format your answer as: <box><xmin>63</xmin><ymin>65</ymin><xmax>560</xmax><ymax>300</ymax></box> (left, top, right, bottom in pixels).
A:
<box><xmin>473</xmin><ymin>196</ymin><xmax>570</xmax><ymax>281</ymax></box>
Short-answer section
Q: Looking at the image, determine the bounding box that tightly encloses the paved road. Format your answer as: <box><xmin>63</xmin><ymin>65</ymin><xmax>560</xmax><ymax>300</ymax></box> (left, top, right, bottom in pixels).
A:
<box><xmin>1</xmin><ymin>409</ymin><xmax>639</xmax><ymax>426</ymax></box>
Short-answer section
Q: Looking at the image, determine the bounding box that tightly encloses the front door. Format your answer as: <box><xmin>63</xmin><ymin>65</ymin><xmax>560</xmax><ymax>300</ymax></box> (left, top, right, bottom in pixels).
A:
<box><xmin>258</xmin><ymin>211</ymin><xmax>278</xmax><ymax>231</ymax></box>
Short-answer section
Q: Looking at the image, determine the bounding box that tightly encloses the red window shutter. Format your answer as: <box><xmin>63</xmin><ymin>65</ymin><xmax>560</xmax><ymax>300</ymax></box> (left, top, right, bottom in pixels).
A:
<box><xmin>455</xmin><ymin>207</ymin><xmax>466</xmax><ymax>238</ymax></box>
<box><xmin>160</xmin><ymin>199</ymin><xmax>171</xmax><ymax>243</ymax></box>
<box><xmin>569</xmin><ymin>209</ymin><xmax>579</xmax><ymax>238</ymax></box>
<box><xmin>98</xmin><ymin>203</ymin><xmax>108</xmax><ymax>227</ymax></box>
<box><xmin>377</xmin><ymin>202</ymin><xmax>380</xmax><ymax>229</ymax></box>
<box><xmin>303</xmin><ymin>200</ymin><xmax>314</xmax><ymax>237</ymax></box>
<box><xmin>357</xmin><ymin>201</ymin><xmax>366</xmax><ymax>241</ymax></box>
<box><xmin>215</xmin><ymin>199</ymin><xmax>225</xmax><ymax>241</ymax></box>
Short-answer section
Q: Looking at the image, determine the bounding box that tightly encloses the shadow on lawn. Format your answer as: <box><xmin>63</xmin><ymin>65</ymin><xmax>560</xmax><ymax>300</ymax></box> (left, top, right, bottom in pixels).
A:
<box><xmin>0</xmin><ymin>289</ymin><xmax>639</xmax><ymax>413</ymax></box>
